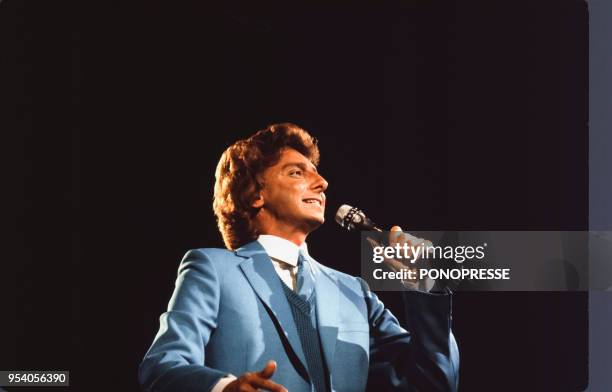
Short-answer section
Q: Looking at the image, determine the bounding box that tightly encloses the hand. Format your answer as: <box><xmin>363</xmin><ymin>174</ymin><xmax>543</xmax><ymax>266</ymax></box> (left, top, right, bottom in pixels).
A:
<box><xmin>366</xmin><ymin>226</ymin><xmax>433</xmax><ymax>291</ymax></box>
<box><xmin>223</xmin><ymin>360</ymin><xmax>288</xmax><ymax>392</ymax></box>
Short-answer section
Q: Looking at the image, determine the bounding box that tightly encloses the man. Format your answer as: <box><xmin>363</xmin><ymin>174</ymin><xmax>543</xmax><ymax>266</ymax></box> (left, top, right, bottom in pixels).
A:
<box><xmin>139</xmin><ymin>123</ymin><xmax>459</xmax><ymax>391</ymax></box>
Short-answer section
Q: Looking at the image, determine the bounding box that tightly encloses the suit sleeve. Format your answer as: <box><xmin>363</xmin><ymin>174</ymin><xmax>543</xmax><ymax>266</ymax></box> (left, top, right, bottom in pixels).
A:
<box><xmin>138</xmin><ymin>249</ymin><xmax>228</xmax><ymax>392</ymax></box>
<box><xmin>361</xmin><ymin>279</ymin><xmax>460</xmax><ymax>392</ymax></box>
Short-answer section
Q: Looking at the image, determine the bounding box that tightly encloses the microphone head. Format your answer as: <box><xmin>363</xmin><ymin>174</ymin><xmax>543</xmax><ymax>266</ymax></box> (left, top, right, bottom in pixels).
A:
<box><xmin>335</xmin><ymin>204</ymin><xmax>378</xmax><ymax>231</ymax></box>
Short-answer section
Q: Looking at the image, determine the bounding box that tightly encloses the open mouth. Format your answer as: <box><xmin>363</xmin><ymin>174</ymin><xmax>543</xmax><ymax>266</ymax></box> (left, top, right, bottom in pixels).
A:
<box><xmin>303</xmin><ymin>198</ymin><xmax>322</xmax><ymax>206</ymax></box>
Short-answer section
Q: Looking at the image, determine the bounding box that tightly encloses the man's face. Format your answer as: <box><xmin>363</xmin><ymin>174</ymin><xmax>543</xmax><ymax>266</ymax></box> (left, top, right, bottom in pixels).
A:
<box><xmin>255</xmin><ymin>148</ymin><xmax>328</xmax><ymax>235</ymax></box>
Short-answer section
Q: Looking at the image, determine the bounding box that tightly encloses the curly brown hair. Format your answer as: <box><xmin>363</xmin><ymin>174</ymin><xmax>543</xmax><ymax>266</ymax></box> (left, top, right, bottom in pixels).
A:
<box><xmin>213</xmin><ymin>123</ymin><xmax>320</xmax><ymax>250</ymax></box>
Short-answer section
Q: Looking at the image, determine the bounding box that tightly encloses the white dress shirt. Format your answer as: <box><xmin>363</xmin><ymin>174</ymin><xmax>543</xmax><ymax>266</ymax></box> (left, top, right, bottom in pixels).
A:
<box><xmin>257</xmin><ymin>234</ymin><xmax>310</xmax><ymax>290</ymax></box>
<box><xmin>212</xmin><ymin>234</ymin><xmax>309</xmax><ymax>392</ymax></box>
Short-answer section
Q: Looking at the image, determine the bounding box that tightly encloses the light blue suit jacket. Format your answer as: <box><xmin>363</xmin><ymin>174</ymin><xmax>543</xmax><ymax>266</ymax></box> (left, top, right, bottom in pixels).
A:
<box><xmin>139</xmin><ymin>241</ymin><xmax>459</xmax><ymax>392</ymax></box>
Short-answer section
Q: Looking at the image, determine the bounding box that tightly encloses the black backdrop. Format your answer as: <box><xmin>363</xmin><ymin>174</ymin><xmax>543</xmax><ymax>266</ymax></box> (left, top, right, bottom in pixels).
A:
<box><xmin>1</xmin><ymin>1</ymin><xmax>588</xmax><ymax>391</ymax></box>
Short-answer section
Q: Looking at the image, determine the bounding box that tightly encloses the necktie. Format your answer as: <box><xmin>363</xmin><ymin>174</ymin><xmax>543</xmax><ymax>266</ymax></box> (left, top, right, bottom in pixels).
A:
<box><xmin>296</xmin><ymin>251</ymin><xmax>315</xmax><ymax>300</ymax></box>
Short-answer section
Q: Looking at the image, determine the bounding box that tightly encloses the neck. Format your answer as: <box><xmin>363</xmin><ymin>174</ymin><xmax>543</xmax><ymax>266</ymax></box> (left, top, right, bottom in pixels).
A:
<box><xmin>259</xmin><ymin>227</ymin><xmax>308</xmax><ymax>246</ymax></box>
<box><xmin>254</xmin><ymin>215</ymin><xmax>312</xmax><ymax>246</ymax></box>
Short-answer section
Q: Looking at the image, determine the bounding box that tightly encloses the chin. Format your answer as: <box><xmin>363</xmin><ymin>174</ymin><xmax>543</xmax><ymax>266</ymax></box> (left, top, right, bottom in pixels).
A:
<box><xmin>311</xmin><ymin>216</ymin><xmax>325</xmax><ymax>227</ymax></box>
<box><xmin>300</xmin><ymin>215</ymin><xmax>324</xmax><ymax>231</ymax></box>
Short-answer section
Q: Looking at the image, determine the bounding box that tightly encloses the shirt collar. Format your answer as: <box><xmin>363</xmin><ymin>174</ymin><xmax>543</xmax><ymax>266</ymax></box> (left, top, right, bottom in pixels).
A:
<box><xmin>257</xmin><ymin>234</ymin><xmax>309</xmax><ymax>267</ymax></box>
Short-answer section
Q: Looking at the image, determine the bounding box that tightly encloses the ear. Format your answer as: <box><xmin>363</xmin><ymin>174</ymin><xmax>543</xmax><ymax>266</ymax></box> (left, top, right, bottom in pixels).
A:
<box><xmin>251</xmin><ymin>193</ymin><xmax>264</xmax><ymax>209</ymax></box>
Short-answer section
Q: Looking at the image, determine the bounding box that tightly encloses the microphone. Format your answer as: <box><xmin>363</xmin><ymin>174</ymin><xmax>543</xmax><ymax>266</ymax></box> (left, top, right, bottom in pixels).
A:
<box><xmin>335</xmin><ymin>204</ymin><xmax>383</xmax><ymax>232</ymax></box>
<box><xmin>335</xmin><ymin>204</ymin><xmax>460</xmax><ymax>292</ymax></box>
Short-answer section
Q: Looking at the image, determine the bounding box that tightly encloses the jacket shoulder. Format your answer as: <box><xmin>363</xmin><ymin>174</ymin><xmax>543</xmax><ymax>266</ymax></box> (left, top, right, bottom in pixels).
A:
<box><xmin>179</xmin><ymin>247</ymin><xmax>242</xmax><ymax>274</ymax></box>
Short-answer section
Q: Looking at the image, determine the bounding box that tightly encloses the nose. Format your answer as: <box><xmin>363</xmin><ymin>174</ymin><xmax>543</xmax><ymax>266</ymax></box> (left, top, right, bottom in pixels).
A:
<box><xmin>311</xmin><ymin>171</ymin><xmax>328</xmax><ymax>193</ymax></box>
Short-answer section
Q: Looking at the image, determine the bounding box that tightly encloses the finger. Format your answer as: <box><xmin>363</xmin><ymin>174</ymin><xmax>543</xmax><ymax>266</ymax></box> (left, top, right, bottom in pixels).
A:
<box><xmin>389</xmin><ymin>226</ymin><xmax>403</xmax><ymax>247</ymax></box>
<box><xmin>365</xmin><ymin>236</ymin><xmax>381</xmax><ymax>248</ymax></box>
<box><xmin>249</xmin><ymin>376</ymin><xmax>288</xmax><ymax>392</ymax></box>
<box><xmin>389</xmin><ymin>226</ymin><xmax>402</xmax><ymax>246</ymax></box>
<box><xmin>383</xmin><ymin>259</ymin><xmax>417</xmax><ymax>282</ymax></box>
<box><xmin>237</xmin><ymin>383</ymin><xmax>257</xmax><ymax>392</ymax></box>
<box><xmin>383</xmin><ymin>256</ymin><xmax>415</xmax><ymax>275</ymax></box>
<box><xmin>405</xmin><ymin>236</ymin><xmax>433</xmax><ymax>260</ymax></box>
<box><xmin>413</xmin><ymin>239</ymin><xmax>433</xmax><ymax>260</ymax></box>
<box><xmin>383</xmin><ymin>257</ymin><xmax>407</xmax><ymax>272</ymax></box>
<box><xmin>367</xmin><ymin>234</ymin><xmax>406</xmax><ymax>272</ymax></box>
<box><xmin>404</xmin><ymin>232</ymin><xmax>422</xmax><ymax>247</ymax></box>
<box><xmin>258</xmin><ymin>360</ymin><xmax>277</xmax><ymax>379</ymax></box>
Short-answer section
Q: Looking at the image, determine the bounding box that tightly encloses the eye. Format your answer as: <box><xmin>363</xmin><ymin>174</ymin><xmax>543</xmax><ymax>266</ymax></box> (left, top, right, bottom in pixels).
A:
<box><xmin>289</xmin><ymin>169</ymin><xmax>303</xmax><ymax>177</ymax></box>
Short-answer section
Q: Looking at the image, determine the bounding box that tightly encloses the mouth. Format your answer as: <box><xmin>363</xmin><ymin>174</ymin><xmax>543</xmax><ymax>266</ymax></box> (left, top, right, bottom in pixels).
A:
<box><xmin>302</xmin><ymin>198</ymin><xmax>323</xmax><ymax>207</ymax></box>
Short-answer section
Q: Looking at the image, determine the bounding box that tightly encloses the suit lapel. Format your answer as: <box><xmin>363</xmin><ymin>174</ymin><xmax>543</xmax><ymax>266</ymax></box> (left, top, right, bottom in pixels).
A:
<box><xmin>310</xmin><ymin>257</ymin><xmax>340</xmax><ymax>371</ymax></box>
<box><xmin>236</xmin><ymin>242</ymin><xmax>309</xmax><ymax>372</ymax></box>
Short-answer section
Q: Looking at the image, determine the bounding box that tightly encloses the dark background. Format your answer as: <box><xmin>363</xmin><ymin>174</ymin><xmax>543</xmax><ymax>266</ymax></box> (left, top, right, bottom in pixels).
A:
<box><xmin>1</xmin><ymin>1</ymin><xmax>589</xmax><ymax>390</ymax></box>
